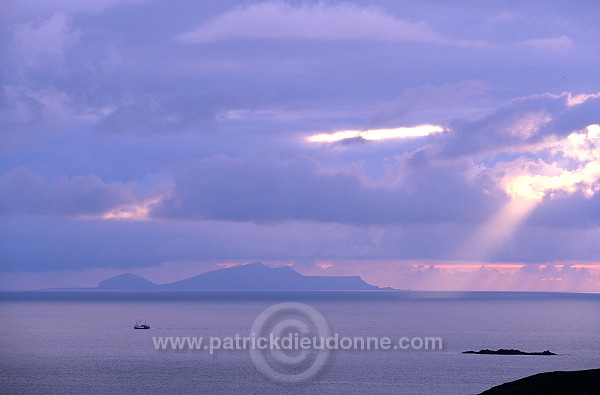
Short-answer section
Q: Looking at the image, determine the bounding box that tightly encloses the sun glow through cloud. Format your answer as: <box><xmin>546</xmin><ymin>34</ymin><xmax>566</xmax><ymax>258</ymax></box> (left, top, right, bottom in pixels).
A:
<box><xmin>307</xmin><ymin>124</ymin><xmax>444</xmax><ymax>142</ymax></box>
<box><xmin>460</xmin><ymin>124</ymin><xmax>600</xmax><ymax>264</ymax></box>
<box><xmin>566</xmin><ymin>92</ymin><xmax>600</xmax><ymax>106</ymax></box>
<box><xmin>100</xmin><ymin>196</ymin><xmax>163</xmax><ymax>221</ymax></box>
<box><xmin>503</xmin><ymin>124</ymin><xmax>600</xmax><ymax>200</ymax></box>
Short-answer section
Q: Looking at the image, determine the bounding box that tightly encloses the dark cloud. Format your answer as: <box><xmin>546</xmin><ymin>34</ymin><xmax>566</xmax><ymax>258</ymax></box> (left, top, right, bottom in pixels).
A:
<box><xmin>94</xmin><ymin>89</ymin><xmax>271</xmax><ymax>135</ymax></box>
<box><xmin>441</xmin><ymin>93</ymin><xmax>564</xmax><ymax>158</ymax></box>
<box><xmin>0</xmin><ymin>167</ymin><xmax>133</xmax><ymax>216</ymax></box>
<box><xmin>439</xmin><ymin>93</ymin><xmax>600</xmax><ymax>159</ymax></box>
<box><xmin>489</xmin><ymin>224</ymin><xmax>600</xmax><ymax>263</ymax></box>
<box><xmin>0</xmin><ymin>217</ymin><xmax>411</xmax><ymax>272</ymax></box>
<box><xmin>367</xmin><ymin>80</ymin><xmax>490</xmax><ymax>127</ymax></box>
<box><xmin>150</xmin><ymin>153</ymin><xmax>499</xmax><ymax>224</ymax></box>
<box><xmin>527</xmin><ymin>192</ymin><xmax>600</xmax><ymax>228</ymax></box>
<box><xmin>550</xmin><ymin>94</ymin><xmax>600</xmax><ymax>133</ymax></box>
<box><xmin>2</xmin><ymin>214</ymin><xmax>599</xmax><ymax>274</ymax></box>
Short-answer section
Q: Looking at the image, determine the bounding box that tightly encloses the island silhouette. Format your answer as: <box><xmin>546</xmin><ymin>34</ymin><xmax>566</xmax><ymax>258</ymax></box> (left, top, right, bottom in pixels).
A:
<box><xmin>76</xmin><ymin>262</ymin><xmax>392</xmax><ymax>291</ymax></box>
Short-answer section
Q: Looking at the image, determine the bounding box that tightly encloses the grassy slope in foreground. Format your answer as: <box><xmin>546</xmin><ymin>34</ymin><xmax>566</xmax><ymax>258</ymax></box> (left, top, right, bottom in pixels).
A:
<box><xmin>479</xmin><ymin>368</ymin><xmax>600</xmax><ymax>395</ymax></box>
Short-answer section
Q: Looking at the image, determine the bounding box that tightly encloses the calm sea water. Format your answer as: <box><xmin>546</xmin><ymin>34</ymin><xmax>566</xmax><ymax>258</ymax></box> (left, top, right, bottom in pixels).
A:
<box><xmin>1</xmin><ymin>291</ymin><xmax>599</xmax><ymax>394</ymax></box>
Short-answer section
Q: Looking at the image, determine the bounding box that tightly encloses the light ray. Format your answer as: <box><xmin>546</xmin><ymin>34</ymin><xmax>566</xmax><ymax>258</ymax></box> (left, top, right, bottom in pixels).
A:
<box><xmin>456</xmin><ymin>197</ymin><xmax>539</xmax><ymax>261</ymax></box>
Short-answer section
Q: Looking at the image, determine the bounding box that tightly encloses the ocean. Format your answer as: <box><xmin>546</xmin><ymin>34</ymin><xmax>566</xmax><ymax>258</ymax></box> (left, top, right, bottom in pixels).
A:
<box><xmin>1</xmin><ymin>291</ymin><xmax>599</xmax><ymax>394</ymax></box>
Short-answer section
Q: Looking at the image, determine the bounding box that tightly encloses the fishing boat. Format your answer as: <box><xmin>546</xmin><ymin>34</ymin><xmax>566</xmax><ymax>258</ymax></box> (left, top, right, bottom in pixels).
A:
<box><xmin>134</xmin><ymin>320</ymin><xmax>150</xmax><ymax>329</ymax></box>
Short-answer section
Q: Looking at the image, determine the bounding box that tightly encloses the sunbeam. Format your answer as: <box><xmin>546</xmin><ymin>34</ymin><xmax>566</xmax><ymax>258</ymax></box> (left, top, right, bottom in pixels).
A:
<box><xmin>456</xmin><ymin>197</ymin><xmax>539</xmax><ymax>261</ymax></box>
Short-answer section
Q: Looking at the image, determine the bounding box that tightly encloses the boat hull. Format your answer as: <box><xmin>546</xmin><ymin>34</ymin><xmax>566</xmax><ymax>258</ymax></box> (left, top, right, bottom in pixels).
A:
<box><xmin>133</xmin><ymin>323</ymin><xmax>150</xmax><ymax>329</ymax></box>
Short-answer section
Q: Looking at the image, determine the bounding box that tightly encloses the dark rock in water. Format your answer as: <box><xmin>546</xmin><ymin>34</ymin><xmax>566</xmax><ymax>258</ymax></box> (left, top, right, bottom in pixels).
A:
<box><xmin>479</xmin><ymin>368</ymin><xmax>600</xmax><ymax>395</ymax></box>
<box><xmin>463</xmin><ymin>349</ymin><xmax>556</xmax><ymax>355</ymax></box>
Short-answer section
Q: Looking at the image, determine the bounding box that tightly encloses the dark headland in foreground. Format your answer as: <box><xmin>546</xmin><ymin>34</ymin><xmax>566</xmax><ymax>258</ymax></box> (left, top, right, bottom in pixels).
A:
<box><xmin>47</xmin><ymin>262</ymin><xmax>394</xmax><ymax>291</ymax></box>
<box><xmin>463</xmin><ymin>349</ymin><xmax>556</xmax><ymax>356</ymax></box>
<box><xmin>479</xmin><ymin>368</ymin><xmax>600</xmax><ymax>395</ymax></box>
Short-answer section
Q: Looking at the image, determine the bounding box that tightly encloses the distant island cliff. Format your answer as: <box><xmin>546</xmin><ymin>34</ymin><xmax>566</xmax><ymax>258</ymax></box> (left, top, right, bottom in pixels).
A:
<box><xmin>92</xmin><ymin>262</ymin><xmax>392</xmax><ymax>291</ymax></box>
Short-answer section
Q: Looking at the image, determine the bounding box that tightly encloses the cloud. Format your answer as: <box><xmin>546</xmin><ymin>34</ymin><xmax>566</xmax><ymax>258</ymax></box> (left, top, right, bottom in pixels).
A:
<box><xmin>2</xmin><ymin>13</ymin><xmax>99</xmax><ymax>131</ymax></box>
<box><xmin>1</xmin><ymin>1</ymin><xmax>599</xmax><ymax>290</ymax></box>
<box><xmin>177</xmin><ymin>1</ymin><xmax>579</xmax><ymax>50</ymax></box>
<box><xmin>0</xmin><ymin>217</ymin><xmax>405</xmax><ymax>272</ymax></box>
<box><xmin>9</xmin><ymin>12</ymin><xmax>79</xmax><ymax>72</ymax></box>
<box><xmin>387</xmin><ymin>263</ymin><xmax>600</xmax><ymax>292</ymax></box>
<box><xmin>526</xmin><ymin>192</ymin><xmax>600</xmax><ymax>229</ymax></box>
<box><xmin>307</xmin><ymin>124</ymin><xmax>444</xmax><ymax>143</ymax></box>
<box><xmin>2</xmin><ymin>0</ymin><xmax>144</xmax><ymax>23</ymax></box>
<box><xmin>148</xmin><ymin>91</ymin><xmax>600</xmax><ymax>228</ymax></box>
<box><xmin>439</xmin><ymin>92</ymin><xmax>600</xmax><ymax>159</ymax></box>
<box><xmin>0</xmin><ymin>167</ymin><xmax>135</xmax><ymax>216</ymax></box>
<box><xmin>0</xmin><ymin>85</ymin><xmax>101</xmax><ymax>129</ymax></box>
<box><xmin>2</xmin><ymin>212</ymin><xmax>599</xmax><ymax>278</ymax></box>
<box><xmin>150</xmin><ymin>152</ymin><xmax>498</xmax><ymax>225</ymax></box>
<box><xmin>178</xmin><ymin>2</ymin><xmax>445</xmax><ymax>44</ymax></box>
<box><xmin>485</xmin><ymin>124</ymin><xmax>600</xmax><ymax>202</ymax></box>
<box><xmin>440</xmin><ymin>94</ymin><xmax>563</xmax><ymax>158</ymax></box>
<box><xmin>522</xmin><ymin>35</ymin><xmax>574</xmax><ymax>50</ymax></box>
<box><xmin>95</xmin><ymin>90</ymin><xmax>268</xmax><ymax>135</ymax></box>
<box><xmin>145</xmin><ymin>91</ymin><xmax>600</xmax><ymax>230</ymax></box>
<box><xmin>367</xmin><ymin>80</ymin><xmax>490</xmax><ymax>127</ymax></box>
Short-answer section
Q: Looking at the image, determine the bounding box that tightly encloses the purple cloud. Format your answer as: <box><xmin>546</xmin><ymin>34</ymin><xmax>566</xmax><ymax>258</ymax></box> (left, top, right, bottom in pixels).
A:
<box><xmin>150</xmin><ymin>152</ymin><xmax>498</xmax><ymax>224</ymax></box>
<box><xmin>177</xmin><ymin>2</ymin><xmax>445</xmax><ymax>44</ymax></box>
<box><xmin>0</xmin><ymin>167</ymin><xmax>134</xmax><ymax>216</ymax></box>
<box><xmin>1</xmin><ymin>1</ymin><xmax>599</xmax><ymax>290</ymax></box>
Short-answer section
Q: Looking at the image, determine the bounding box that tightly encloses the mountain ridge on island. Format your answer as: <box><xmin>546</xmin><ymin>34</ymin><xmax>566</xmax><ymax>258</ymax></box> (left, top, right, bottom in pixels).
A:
<box><xmin>76</xmin><ymin>262</ymin><xmax>393</xmax><ymax>291</ymax></box>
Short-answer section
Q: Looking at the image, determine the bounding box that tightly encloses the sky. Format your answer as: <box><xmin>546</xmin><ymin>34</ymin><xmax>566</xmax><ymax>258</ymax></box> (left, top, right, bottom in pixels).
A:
<box><xmin>1</xmin><ymin>0</ymin><xmax>599</xmax><ymax>291</ymax></box>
